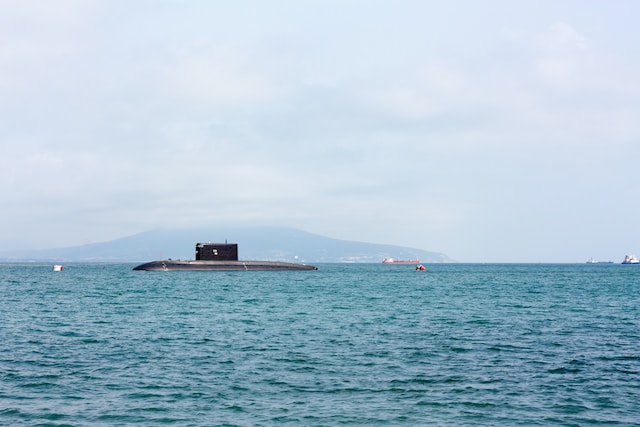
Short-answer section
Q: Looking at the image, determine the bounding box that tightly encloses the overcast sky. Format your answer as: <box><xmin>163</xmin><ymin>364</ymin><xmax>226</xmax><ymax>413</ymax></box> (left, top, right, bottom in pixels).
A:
<box><xmin>2</xmin><ymin>0</ymin><xmax>639</xmax><ymax>262</ymax></box>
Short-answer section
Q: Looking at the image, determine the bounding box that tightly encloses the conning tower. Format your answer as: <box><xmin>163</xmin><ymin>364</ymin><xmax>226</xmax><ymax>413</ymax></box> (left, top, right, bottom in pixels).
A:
<box><xmin>195</xmin><ymin>243</ymin><xmax>238</xmax><ymax>261</ymax></box>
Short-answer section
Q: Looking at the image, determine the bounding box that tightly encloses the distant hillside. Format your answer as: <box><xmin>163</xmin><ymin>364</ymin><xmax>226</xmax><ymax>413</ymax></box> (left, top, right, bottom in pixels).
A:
<box><xmin>0</xmin><ymin>227</ymin><xmax>454</xmax><ymax>263</ymax></box>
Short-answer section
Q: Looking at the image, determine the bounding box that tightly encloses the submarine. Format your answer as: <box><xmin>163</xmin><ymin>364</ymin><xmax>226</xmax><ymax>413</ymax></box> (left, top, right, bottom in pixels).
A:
<box><xmin>133</xmin><ymin>242</ymin><xmax>318</xmax><ymax>271</ymax></box>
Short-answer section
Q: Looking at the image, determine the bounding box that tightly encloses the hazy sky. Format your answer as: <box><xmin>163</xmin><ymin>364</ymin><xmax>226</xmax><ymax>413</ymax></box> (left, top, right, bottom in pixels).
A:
<box><xmin>2</xmin><ymin>0</ymin><xmax>639</xmax><ymax>262</ymax></box>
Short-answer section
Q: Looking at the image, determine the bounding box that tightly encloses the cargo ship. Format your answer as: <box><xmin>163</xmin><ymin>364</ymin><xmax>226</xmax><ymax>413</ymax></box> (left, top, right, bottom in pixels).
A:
<box><xmin>621</xmin><ymin>254</ymin><xmax>640</xmax><ymax>264</ymax></box>
<box><xmin>382</xmin><ymin>258</ymin><xmax>420</xmax><ymax>265</ymax></box>
<box><xmin>133</xmin><ymin>242</ymin><xmax>317</xmax><ymax>271</ymax></box>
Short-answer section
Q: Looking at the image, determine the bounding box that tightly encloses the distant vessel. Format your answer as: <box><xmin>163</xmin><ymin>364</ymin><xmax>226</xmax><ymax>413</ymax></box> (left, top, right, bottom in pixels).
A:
<box><xmin>133</xmin><ymin>242</ymin><xmax>317</xmax><ymax>271</ymax></box>
<box><xmin>52</xmin><ymin>264</ymin><xmax>63</xmax><ymax>272</ymax></box>
<box><xmin>621</xmin><ymin>255</ymin><xmax>640</xmax><ymax>264</ymax></box>
<box><xmin>382</xmin><ymin>258</ymin><xmax>420</xmax><ymax>265</ymax></box>
<box><xmin>586</xmin><ymin>258</ymin><xmax>613</xmax><ymax>264</ymax></box>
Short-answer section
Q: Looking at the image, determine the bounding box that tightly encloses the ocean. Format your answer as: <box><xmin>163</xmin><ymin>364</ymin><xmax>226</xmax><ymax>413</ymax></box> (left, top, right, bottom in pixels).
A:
<box><xmin>1</xmin><ymin>263</ymin><xmax>639</xmax><ymax>426</ymax></box>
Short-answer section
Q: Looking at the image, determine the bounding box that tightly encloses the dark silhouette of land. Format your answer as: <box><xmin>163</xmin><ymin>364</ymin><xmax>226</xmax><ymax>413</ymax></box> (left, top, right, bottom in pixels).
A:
<box><xmin>0</xmin><ymin>226</ymin><xmax>453</xmax><ymax>263</ymax></box>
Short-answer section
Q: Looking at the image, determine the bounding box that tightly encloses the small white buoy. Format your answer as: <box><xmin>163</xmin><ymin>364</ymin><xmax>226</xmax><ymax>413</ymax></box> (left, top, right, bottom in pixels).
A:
<box><xmin>52</xmin><ymin>264</ymin><xmax>63</xmax><ymax>272</ymax></box>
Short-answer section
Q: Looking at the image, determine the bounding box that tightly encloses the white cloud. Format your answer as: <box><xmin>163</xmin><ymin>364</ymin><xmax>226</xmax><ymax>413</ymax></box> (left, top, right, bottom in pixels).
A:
<box><xmin>534</xmin><ymin>22</ymin><xmax>591</xmax><ymax>87</ymax></box>
<box><xmin>368</xmin><ymin>62</ymin><xmax>467</xmax><ymax>120</ymax></box>
<box><xmin>160</xmin><ymin>48</ymin><xmax>284</xmax><ymax>110</ymax></box>
<box><xmin>536</xmin><ymin>21</ymin><xmax>588</xmax><ymax>52</ymax></box>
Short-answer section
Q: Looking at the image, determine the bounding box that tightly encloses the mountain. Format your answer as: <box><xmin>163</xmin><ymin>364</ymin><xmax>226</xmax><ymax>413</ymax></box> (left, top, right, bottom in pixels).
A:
<box><xmin>0</xmin><ymin>227</ymin><xmax>454</xmax><ymax>263</ymax></box>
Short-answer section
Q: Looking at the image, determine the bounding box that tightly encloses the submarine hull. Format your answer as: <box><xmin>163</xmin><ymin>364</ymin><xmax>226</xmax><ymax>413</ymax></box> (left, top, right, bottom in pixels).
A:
<box><xmin>133</xmin><ymin>260</ymin><xmax>318</xmax><ymax>271</ymax></box>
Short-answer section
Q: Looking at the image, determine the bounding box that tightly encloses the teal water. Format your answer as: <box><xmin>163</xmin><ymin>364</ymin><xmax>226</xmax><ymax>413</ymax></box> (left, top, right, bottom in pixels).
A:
<box><xmin>1</xmin><ymin>263</ymin><xmax>639</xmax><ymax>426</ymax></box>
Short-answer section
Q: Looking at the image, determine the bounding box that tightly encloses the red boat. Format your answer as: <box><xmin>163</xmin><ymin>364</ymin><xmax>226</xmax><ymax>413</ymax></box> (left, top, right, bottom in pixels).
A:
<box><xmin>382</xmin><ymin>258</ymin><xmax>420</xmax><ymax>265</ymax></box>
